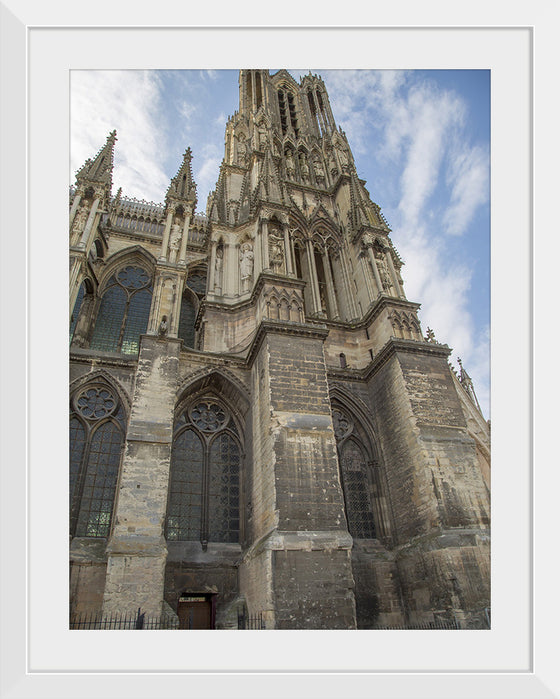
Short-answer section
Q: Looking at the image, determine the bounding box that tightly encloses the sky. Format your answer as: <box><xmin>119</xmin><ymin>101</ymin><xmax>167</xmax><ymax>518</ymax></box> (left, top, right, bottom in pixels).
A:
<box><xmin>70</xmin><ymin>69</ymin><xmax>490</xmax><ymax>418</ymax></box>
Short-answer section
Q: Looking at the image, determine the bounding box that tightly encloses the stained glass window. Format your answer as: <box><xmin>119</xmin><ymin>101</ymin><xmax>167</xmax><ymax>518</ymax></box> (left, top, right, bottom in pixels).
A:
<box><xmin>90</xmin><ymin>266</ymin><xmax>152</xmax><ymax>355</ymax></box>
<box><xmin>166</xmin><ymin>430</ymin><xmax>204</xmax><ymax>541</ymax></box>
<box><xmin>177</xmin><ymin>294</ymin><xmax>196</xmax><ymax>349</ymax></box>
<box><xmin>208</xmin><ymin>434</ymin><xmax>240</xmax><ymax>543</ymax></box>
<box><xmin>70</xmin><ymin>385</ymin><xmax>125</xmax><ymax>538</ymax></box>
<box><xmin>340</xmin><ymin>440</ymin><xmax>376</xmax><ymax>539</ymax></box>
<box><xmin>166</xmin><ymin>400</ymin><xmax>241</xmax><ymax>545</ymax></box>
<box><xmin>332</xmin><ymin>407</ymin><xmax>376</xmax><ymax>539</ymax></box>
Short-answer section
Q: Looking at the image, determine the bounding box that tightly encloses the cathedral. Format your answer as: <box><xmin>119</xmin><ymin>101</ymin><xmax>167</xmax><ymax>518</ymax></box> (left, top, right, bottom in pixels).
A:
<box><xmin>69</xmin><ymin>69</ymin><xmax>490</xmax><ymax>630</ymax></box>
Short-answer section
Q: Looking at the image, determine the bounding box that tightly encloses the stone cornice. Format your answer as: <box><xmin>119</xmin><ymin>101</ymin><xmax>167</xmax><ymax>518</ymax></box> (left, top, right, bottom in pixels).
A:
<box><xmin>362</xmin><ymin>337</ymin><xmax>452</xmax><ymax>380</ymax></box>
<box><xmin>246</xmin><ymin>318</ymin><xmax>329</xmax><ymax>367</ymax></box>
<box><xmin>327</xmin><ymin>337</ymin><xmax>452</xmax><ymax>384</ymax></box>
<box><xmin>69</xmin><ymin>348</ymin><xmax>139</xmax><ymax>368</ymax></box>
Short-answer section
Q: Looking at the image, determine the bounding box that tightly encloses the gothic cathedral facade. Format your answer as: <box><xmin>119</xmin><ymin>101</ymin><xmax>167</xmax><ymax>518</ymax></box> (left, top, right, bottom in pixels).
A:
<box><xmin>69</xmin><ymin>70</ymin><xmax>490</xmax><ymax>630</ymax></box>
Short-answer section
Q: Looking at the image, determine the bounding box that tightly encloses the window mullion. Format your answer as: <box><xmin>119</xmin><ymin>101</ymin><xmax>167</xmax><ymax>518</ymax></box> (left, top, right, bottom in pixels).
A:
<box><xmin>117</xmin><ymin>290</ymin><xmax>131</xmax><ymax>351</ymax></box>
<box><xmin>70</xmin><ymin>423</ymin><xmax>92</xmax><ymax>537</ymax></box>
<box><xmin>201</xmin><ymin>441</ymin><xmax>210</xmax><ymax>550</ymax></box>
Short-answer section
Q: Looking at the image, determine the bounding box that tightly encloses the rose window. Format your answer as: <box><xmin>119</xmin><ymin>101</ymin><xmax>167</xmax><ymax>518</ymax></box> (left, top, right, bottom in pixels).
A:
<box><xmin>116</xmin><ymin>266</ymin><xmax>150</xmax><ymax>289</ymax></box>
<box><xmin>189</xmin><ymin>401</ymin><xmax>228</xmax><ymax>432</ymax></box>
<box><xmin>76</xmin><ymin>387</ymin><xmax>117</xmax><ymax>420</ymax></box>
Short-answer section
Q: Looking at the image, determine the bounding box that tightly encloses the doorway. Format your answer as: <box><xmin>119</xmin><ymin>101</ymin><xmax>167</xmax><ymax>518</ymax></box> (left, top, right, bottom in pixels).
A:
<box><xmin>177</xmin><ymin>593</ymin><xmax>215</xmax><ymax>629</ymax></box>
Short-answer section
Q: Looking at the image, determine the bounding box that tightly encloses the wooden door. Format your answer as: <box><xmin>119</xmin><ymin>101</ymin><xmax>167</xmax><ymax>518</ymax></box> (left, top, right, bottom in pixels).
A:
<box><xmin>178</xmin><ymin>597</ymin><xmax>212</xmax><ymax>629</ymax></box>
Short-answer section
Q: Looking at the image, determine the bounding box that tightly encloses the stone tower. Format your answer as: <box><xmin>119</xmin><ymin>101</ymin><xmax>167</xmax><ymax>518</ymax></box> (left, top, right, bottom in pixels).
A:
<box><xmin>69</xmin><ymin>69</ymin><xmax>490</xmax><ymax>630</ymax></box>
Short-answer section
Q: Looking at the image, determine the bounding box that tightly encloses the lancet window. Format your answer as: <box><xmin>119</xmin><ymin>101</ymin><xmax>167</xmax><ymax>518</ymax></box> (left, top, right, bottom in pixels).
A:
<box><xmin>166</xmin><ymin>398</ymin><xmax>241</xmax><ymax>547</ymax></box>
<box><xmin>332</xmin><ymin>407</ymin><xmax>376</xmax><ymax>539</ymax></box>
<box><xmin>90</xmin><ymin>265</ymin><xmax>153</xmax><ymax>355</ymax></box>
<box><xmin>70</xmin><ymin>383</ymin><xmax>126</xmax><ymax>538</ymax></box>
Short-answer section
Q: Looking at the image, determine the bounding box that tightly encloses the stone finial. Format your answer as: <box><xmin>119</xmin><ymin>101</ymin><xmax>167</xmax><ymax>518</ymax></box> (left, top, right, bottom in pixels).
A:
<box><xmin>425</xmin><ymin>327</ymin><xmax>436</xmax><ymax>343</ymax></box>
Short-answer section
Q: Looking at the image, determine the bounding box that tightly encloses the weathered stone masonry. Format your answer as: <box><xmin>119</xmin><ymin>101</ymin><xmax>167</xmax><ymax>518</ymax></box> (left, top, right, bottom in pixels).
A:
<box><xmin>69</xmin><ymin>70</ymin><xmax>490</xmax><ymax>629</ymax></box>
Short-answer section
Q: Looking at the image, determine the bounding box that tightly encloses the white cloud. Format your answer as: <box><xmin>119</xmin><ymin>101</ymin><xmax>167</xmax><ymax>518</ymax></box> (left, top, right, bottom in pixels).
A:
<box><xmin>71</xmin><ymin>70</ymin><xmax>170</xmax><ymax>202</ymax></box>
<box><xmin>443</xmin><ymin>144</ymin><xmax>489</xmax><ymax>236</ymax></box>
<box><xmin>319</xmin><ymin>69</ymin><xmax>489</xmax><ymax>415</ymax></box>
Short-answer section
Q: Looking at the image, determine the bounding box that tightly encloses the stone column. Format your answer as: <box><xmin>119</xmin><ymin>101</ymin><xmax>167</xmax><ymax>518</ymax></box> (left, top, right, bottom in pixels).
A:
<box><xmin>240</xmin><ymin>325</ymin><xmax>357</xmax><ymax>629</ymax></box>
<box><xmin>208</xmin><ymin>240</ymin><xmax>217</xmax><ymax>292</ymax></box>
<box><xmin>305</xmin><ymin>239</ymin><xmax>322</xmax><ymax>315</ymax></box>
<box><xmin>159</xmin><ymin>207</ymin><xmax>175</xmax><ymax>262</ymax></box>
<box><xmin>385</xmin><ymin>249</ymin><xmax>402</xmax><ymax>298</ymax></box>
<box><xmin>283</xmin><ymin>223</ymin><xmax>294</xmax><ymax>276</ymax></box>
<box><xmin>78</xmin><ymin>197</ymin><xmax>100</xmax><ymax>249</ymax></box>
<box><xmin>359</xmin><ymin>255</ymin><xmax>376</xmax><ymax>303</ymax></box>
<box><xmin>69</xmin><ymin>189</ymin><xmax>82</xmax><ymax>228</ymax></box>
<box><xmin>103</xmin><ymin>336</ymin><xmax>182</xmax><ymax>618</ymax></box>
<box><xmin>261</xmin><ymin>218</ymin><xmax>270</xmax><ymax>272</ymax></box>
<box><xmin>366</xmin><ymin>246</ymin><xmax>383</xmax><ymax>296</ymax></box>
<box><xmin>177</xmin><ymin>213</ymin><xmax>191</xmax><ymax>266</ymax></box>
<box><xmin>322</xmin><ymin>250</ymin><xmax>339</xmax><ymax>319</ymax></box>
<box><xmin>340</xmin><ymin>248</ymin><xmax>359</xmax><ymax>319</ymax></box>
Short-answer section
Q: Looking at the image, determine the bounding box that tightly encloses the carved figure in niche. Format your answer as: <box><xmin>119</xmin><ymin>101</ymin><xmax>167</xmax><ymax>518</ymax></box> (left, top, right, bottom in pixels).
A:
<box><xmin>169</xmin><ymin>223</ymin><xmax>182</xmax><ymax>252</ymax></box>
<box><xmin>313</xmin><ymin>158</ymin><xmax>325</xmax><ymax>183</ymax></box>
<box><xmin>327</xmin><ymin>149</ymin><xmax>338</xmax><ymax>176</ymax></box>
<box><xmin>336</xmin><ymin>143</ymin><xmax>349</xmax><ymax>171</ymax></box>
<box><xmin>299</xmin><ymin>153</ymin><xmax>310</xmax><ymax>182</ymax></box>
<box><xmin>214</xmin><ymin>247</ymin><xmax>224</xmax><ymax>290</ymax></box>
<box><xmin>269</xmin><ymin>231</ymin><xmax>284</xmax><ymax>271</ymax></box>
<box><xmin>72</xmin><ymin>203</ymin><xmax>88</xmax><ymax>232</ymax></box>
<box><xmin>158</xmin><ymin>315</ymin><xmax>168</xmax><ymax>337</ymax></box>
<box><xmin>258</xmin><ymin>122</ymin><xmax>268</xmax><ymax>149</ymax></box>
<box><xmin>285</xmin><ymin>151</ymin><xmax>296</xmax><ymax>179</ymax></box>
<box><xmin>376</xmin><ymin>252</ymin><xmax>392</xmax><ymax>291</ymax></box>
<box><xmin>236</xmin><ymin>134</ymin><xmax>247</xmax><ymax>165</ymax></box>
<box><xmin>240</xmin><ymin>242</ymin><xmax>254</xmax><ymax>282</ymax></box>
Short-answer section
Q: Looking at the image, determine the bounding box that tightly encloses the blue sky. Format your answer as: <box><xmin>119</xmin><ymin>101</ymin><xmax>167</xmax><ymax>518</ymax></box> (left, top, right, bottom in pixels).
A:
<box><xmin>70</xmin><ymin>69</ymin><xmax>490</xmax><ymax>418</ymax></box>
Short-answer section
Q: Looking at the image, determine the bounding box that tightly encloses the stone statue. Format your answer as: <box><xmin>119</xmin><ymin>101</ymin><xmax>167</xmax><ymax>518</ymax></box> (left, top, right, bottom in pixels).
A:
<box><xmin>269</xmin><ymin>232</ymin><xmax>284</xmax><ymax>270</ymax></box>
<box><xmin>313</xmin><ymin>158</ymin><xmax>325</xmax><ymax>181</ymax></box>
<box><xmin>237</xmin><ymin>135</ymin><xmax>247</xmax><ymax>165</ymax></box>
<box><xmin>258</xmin><ymin>122</ymin><xmax>268</xmax><ymax>149</ymax></box>
<box><xmin>72</xmin><ymin>203</ymin><xmax>88</xmax><ymax>232</ymax></box>
<box><xmin>158</xmin><ymin>315</ymin><xmax>168</xmax><ymax>337</ymax></box>
<box><xmin>214</xmin><ymin>247</ymin><xmax>223</xmax><ymax>289</ymax></box>
<box><xmin>299</xmin><ymin>153</ymin><xmax>310</xmax><ymax>182</ymax></box>
<box><xmin>285</xmin><ymin>151</ymin><xmax>296</xmax><ymax>179</ymax></box>
<box><xmin>240</xmin><ymin>242</ymin><xmax>254</xmax><ymax>280</ymax></box>
<box><xmin>169</xmin><ymin>223</ymin><xmax>181</xmax><ymax>252</ymax></box>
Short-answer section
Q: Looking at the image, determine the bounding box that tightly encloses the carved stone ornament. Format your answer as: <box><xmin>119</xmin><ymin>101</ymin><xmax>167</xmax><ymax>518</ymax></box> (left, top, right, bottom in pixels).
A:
<box><xmin>332</xmin><ymin>409</ymin><xmax>353</xmax><ymax>441</ymax></box>
<box><xmin>240</xmin><ymin>242</ymin><xmax>254</xmax><ymax>280</ymax></box>
<box><xmin>75</xmin><ymin>387</ymin><xmax>117</xmax><ymax>420</ymax></box>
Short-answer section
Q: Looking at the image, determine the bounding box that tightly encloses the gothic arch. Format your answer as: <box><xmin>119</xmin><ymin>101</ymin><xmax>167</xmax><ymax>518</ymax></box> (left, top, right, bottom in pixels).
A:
<box><xmin>329</xmin><ymin>385</ymin><xmax>395</xmax><ymax>543</ymax></box>
<box><xmin>98</xmin><ymin>246</ymin><xmax>157</xmax><ymax>293</ymax></box>
<box><xmin>176</xmin><ymin>368</ymin><xmax>251</xmax><ymax>429</ymax></box>
<box><xmin>70</xmin><ymin>369</ymin><xmax>132</xmax><ymax>414</ymax></box>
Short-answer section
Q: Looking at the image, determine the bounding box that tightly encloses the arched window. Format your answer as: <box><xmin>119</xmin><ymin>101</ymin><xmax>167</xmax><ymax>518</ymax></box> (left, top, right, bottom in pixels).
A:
<box><xmin>332</xmin><ymin>407</ymin><xmax>376</xmax><ymax>539</ymax></box>
<box><xmin>90</xmin><ymin>265</ymin><xmax>153</xmax><ymax>355</ymax></box>
<box><xmin>177</xmin><ymin>291</ymin><xmax>197</xmax><ymax>349</ymax></box>
<box><xmin>70</xmin><ymin>384</ymin><xmax>126</xmax><ymax>537</ymax></box>
<box><xmin>166</xmin><ymin>398</ymin><xmax>241</xmax><ymax>548</ymax></box>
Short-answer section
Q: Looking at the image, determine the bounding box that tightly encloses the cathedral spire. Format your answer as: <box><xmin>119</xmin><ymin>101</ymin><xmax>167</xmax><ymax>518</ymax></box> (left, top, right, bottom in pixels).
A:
<box><xmin>166</xmin><ymin>147</ymin><xmax>197</xmax><ymax>211</ymax></box>
<box><xmin>75</xmin><ymin>130</ymin><xmax>117</xmax><ymax>190</ymax></box>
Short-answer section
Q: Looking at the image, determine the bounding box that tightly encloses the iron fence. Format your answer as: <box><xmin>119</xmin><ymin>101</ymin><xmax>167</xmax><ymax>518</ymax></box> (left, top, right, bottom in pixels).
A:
<box><xmin>237</xmin><ymin>611</ymin><xmax>266</xmax><ymax>629</ymax></box>
<box><xmin>70</xmin><ymin>608</ymin><xmax>178</xmax><ymax>630</ymax></box>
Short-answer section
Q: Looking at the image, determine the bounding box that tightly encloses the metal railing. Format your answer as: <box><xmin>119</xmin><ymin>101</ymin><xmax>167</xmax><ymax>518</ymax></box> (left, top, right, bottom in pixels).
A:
<box><xmin>70</xmin><ymin>608</ymin><xmax>178</xmax><ymax>630</ymax></box>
